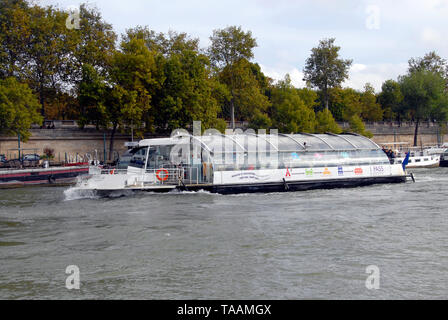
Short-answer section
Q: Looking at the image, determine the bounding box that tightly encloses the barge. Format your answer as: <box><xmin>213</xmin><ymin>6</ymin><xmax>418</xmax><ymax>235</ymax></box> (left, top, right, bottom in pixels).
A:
<box><xmin>74</xmin><ymin>132</ymin><xmax>410</xmax><ymax>196</ymax></box>
<box><xmin>0</xmin><ymin>165</ymin><xmax>90</xmax><ymax>188</ymax></box>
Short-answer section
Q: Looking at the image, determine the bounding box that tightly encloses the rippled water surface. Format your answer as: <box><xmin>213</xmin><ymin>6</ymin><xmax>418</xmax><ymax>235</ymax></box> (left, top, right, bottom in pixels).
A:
<box><xmin>1</xmin><ymin>168</ymin><xmax>448</xmax><ymax>299</ymax></box>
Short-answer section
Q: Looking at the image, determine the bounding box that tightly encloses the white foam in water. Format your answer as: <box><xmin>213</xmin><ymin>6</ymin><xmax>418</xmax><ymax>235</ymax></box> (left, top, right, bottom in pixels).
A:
<box><xmin>168</xmin><ymin>189</ymin><xmax>215</xmax><ymax>195</ymax></box>
<box><xmin>64</xmin><ymin>187</ymin><xmax>100</xmax><ymax>201</ymax></box>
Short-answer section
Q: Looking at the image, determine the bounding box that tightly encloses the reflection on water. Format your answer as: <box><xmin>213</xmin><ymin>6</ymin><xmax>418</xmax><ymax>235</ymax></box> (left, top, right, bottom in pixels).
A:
<box><xmin>1</xmin><ymin>168</ymin><xmax>448</xmax><ymax>299</ymax></box>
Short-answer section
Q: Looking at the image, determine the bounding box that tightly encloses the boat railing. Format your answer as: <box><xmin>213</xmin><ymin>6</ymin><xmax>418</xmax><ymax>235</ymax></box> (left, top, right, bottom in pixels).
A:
<box><xmin>96</xmin><ymin>165</ymin><xmax>211</xmax><ymax>186</ymax></box>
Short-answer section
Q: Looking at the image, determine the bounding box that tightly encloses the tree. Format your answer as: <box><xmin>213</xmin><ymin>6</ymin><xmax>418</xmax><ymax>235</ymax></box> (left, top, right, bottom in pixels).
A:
<box><xmin>399</xmin><ymin>70</ymin><xmax>448</xmax><ymax>146</ymax></box>
<box><xmin>218</xmin><ymin>59</ymin><xmax>271</xmax><ymax>128</ymax></box>
<box><xmin>208</xmin><ymin>26</ymin><xmax>257</xmax><ymax>68</ymax></box>
<box><xmin>378</xmin><ymin>80</ymin><xmax>403</xmax><ymax>121</ymax></box>
<box><xmin>78</xmin><ymin>64</ymin><xmax>107</xmax><ymax>129</ymax></box>
<box><xmin>296</xmin><ymin>88</ymin><xmax>318</xmax><ymax>110</ymax></box>
<box><xmin>124</xmin><ymin>27</ymin><xmax>200</xmax><ymax>57</ymax></box>
<box><xmin>65</xmin><ymin>4</ymin><xmax>117</xmax><ymax>84</ymax></box>
<box><xmin>408</xmin><ymin>51</ymin><xmax>448</xmax><ymax>80</ymax></box>
<box><xmin>360</xmin><ymin>83</ymin><xmax>383</xmax><ymax>121</ymax></box>
<box><xmin>152</xmin><ymin>46</ymin><xmax>225</xmax><ymax>132</ymax></box>
<box><xmin>315</xmin><ymin>108</ymin><xmax>342</xmax><ymax>134</ymax></box>
<box><xmin>106</xmin><ymin>37</ymin><xmax>157</xmax><ymax>158</ymax></box>
<box><xmin>208</xmin><ymin>26</ymin><xmax>259</xmax><ymax>128</ymax></box>
<box><xmin>23</xmin><ymin>4</ymin><xmax>72</xmax><ymax>117</ymax></box>
<box><xmin>0</xmin><ymin>77</ymin><xmax>42</xmax><ymax>141</ymax></box>
<box><xmin>329</xmin><ymin>87</ymin><xmax>362</xmax><ymax>121</ymax></box>
<box><xmin>269</xmin><ymin>75</ymin><xmax>316</xmax><ymax>133</ymax></box>
<box><xmin>0</xmin><ymin>0</ymin><xmax>31</xmax><ymax>79</ymax></box>
<box><xmin>303</xmin><ymin>38</ymin><xmax>352</xmax><ymax>110</ymax></box>
<box><xmin>347</xmin><ymin>114</ymin><xmax>373</xmax><ymax>138</ymax></box>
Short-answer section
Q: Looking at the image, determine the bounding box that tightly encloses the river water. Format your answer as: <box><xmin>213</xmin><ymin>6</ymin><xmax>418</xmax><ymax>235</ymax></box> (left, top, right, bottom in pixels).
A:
<box><xmin>1</xmin><ymin>167</ymin><xmax>448</xmax><ymax>300</ymax></box>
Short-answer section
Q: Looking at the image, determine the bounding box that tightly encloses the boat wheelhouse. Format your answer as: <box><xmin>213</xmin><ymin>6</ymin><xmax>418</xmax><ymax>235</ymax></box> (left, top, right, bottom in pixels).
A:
<box><xmin>76</xmin><ymin>132</ymin><xmax>409</xmax><ymax>195</ymax></box>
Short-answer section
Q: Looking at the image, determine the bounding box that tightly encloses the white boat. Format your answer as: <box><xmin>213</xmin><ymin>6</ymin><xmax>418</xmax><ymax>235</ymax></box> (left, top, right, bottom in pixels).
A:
<box><xmin>74</xmin><ymin>132</ymin><xmax>410</xmax><ymax>196</ymax></box>
<box><xmin>423</xmin><ymin>143</ymin><xmax>448</xmax><ymax>156</ymax></box>
<box><xmin>381</xmin><ymin>143</ymin><xmax>440</xmax><ymax>168</ymax></box>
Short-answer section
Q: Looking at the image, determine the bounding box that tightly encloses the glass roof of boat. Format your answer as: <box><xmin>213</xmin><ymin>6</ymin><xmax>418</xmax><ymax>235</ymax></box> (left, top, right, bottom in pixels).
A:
<box><xmin>155</xmin><ymin>132</ymin><xmax>380</xmax><ymax>153</ymax></box>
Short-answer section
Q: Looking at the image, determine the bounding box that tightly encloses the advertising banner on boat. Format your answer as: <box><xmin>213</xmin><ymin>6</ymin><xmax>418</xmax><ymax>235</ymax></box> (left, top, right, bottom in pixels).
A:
<box><xmin>215</xmin><ymin>165</ymin><xmax>392</xmax><ymax>185</ymax></box>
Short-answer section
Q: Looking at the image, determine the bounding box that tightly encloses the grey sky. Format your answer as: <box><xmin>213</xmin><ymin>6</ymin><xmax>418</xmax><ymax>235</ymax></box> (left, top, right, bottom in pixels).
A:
<box><xmin>41</xmin><ymin>0</ymin><xmax>448</xmax><ymax>91</ymax></box>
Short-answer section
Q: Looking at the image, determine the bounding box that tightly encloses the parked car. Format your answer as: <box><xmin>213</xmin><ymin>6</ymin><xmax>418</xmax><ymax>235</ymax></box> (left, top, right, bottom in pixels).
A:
<box><xmin>22</xmin><ymin>154</ymin><xmax>41</xmax><ymax>161</ymax></box>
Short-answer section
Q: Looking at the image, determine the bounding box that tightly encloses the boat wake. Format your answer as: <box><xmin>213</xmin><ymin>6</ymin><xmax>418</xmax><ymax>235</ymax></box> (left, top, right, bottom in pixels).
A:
<box><xmin>63</xmin><ymin>187</ymin><xmax>100</xmax><ymax>201</ymax></box>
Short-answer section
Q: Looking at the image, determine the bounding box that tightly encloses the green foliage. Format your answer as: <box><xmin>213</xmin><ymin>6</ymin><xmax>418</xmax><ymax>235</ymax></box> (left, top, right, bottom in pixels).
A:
<box><xmin>303</xmin><ymin>38</ymin><xmax>353</xmax><ymax>109</ymax></box>
<box><xmin>269</xmin><ymin>75</ymin><xmax>316</xmax><ymax>133</ymax></box>
<box><xmin>0</xmin><ymin>77</ymin><xmax>42</xmax><ymax>141</ymax></box>
<box><xmin>208</xmin><ymin>26</ymin><xmax>257</xmax><ymax>69</ymax></box>
<box><xmin>218</xmin><ymin>58</ymin><xmax>271</xmax><ymax>127</ymax></box>
<box><xmin>329</xmin><ymin>87</ymin><xmax>362</xmax><ymax>121</ymax></box>
<box><xmin>408</xmin><ymin>51</ymin><xmax>448</xmax><ymax>80</ymax></box>
<box><xmin>296</xmin><ymin>88</ymin><xmax>318</xmax><ymax>110</ymax></box>
<box><xmin>152</xmin><ymin>48</ymin><xmax>223</xmax><ymax>132</ymax></box>
<box><xmin>378</xmin><ymin>80</ymin><xmax>403</xmax><ymax>121</ymax></box>
<box><xmin>78</xmin><ymin>64</ymin><xmax>107</xmax><ymax>129</ymax></box>
<box><xmin>315</xmin><ymin>108</ymin><xmax>342</xmax><ymax>134</ymax></box>
<box><xmin>0</xmin><ymin>0</ymin><xmax>32</xmax><ymax>79</ymax></box>
<box><xmin>360</xmin><ymin>83</ymin><xmax>383</xmax><ymax>121</ymax></box>
<box><xmin>65</xmin><ymin>4</ymin><xmax>117</xmax><ymax>83</ymax></box>
<box><xmin>110</xmin><ymin>37</ymin><xmax>157</xmax><ymax>134</ymax></box>
<box><xmin>399</xmin><ymin>70</ymin><xmax>448</xmax><ymax>145</ymax></box>
<box><xmin>347</xmin><ymin>115</ymin><xmax>372</xmax><ymax>138</ymax></box>
<box><xmin>208</xmin><ymin>26</ymin><xmax>268</xmax><ymax>129</ymax></box>
<box><xmin>399</xmin><ymin>70</ymin><xmax>447</xmax><ymax>121</ymax></box>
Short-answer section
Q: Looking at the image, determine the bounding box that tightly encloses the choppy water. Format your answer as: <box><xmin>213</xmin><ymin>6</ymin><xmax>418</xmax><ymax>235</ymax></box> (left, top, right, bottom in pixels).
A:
<box><xmin>1</xmin><ymin>168</ymin><xmax>448</xmax><ymax>299</ymax></box>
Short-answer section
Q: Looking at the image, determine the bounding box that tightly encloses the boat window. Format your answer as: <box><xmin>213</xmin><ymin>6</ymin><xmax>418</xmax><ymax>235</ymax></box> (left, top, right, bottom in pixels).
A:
<box><xmin>129</xmin><ymin>147</ymin><xmax>149</xmax><ymax>169</ymax></box>
<box><xmin>164</xmin><ymin>133</ymin><xmax>393</xmax><ymax>172</ymax></box>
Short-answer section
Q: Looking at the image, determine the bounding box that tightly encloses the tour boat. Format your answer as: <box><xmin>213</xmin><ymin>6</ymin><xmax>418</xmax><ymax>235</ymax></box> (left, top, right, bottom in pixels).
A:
<box><xmin>74</xmin><ymin>132</ymin><xmax>410</xmax><ymax>196</ymax></box>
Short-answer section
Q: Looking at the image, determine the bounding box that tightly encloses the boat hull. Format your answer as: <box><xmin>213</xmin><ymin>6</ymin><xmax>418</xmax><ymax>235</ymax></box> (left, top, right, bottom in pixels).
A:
<box><xmin>0</xmin><ymin>166</ymin><xmax>89</xmax><ymax>189</ymax></box>
<box><xmin>91</xmin><ymin>175</ymin><xmax>407</xmax><ymax>197</ymax></box>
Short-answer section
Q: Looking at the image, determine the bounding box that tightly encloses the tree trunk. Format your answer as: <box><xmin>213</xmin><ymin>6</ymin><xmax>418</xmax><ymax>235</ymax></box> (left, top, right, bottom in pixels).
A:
<box><xmin>413</xmin><ymin>119</ymin><xmax>419</xmax><ymax>147</ymax></box>
<box><xmin>324</xmin><ymin>85</ymin><xmax>329</xmax><ymax>110</ymax></box>
<box><xmin>109</xmin><ymin>122</ymin><xmax>117</xmax><ymax>161</ymax></box>
<box><xmin>39</xmin><ymin>86</ymin><xmax>45</xmax><ymax>118</ymax></box>
<box><xmin>230</xmin><ymin>99</ymin><xmax>235</xmax><ymax>130</ymax></box>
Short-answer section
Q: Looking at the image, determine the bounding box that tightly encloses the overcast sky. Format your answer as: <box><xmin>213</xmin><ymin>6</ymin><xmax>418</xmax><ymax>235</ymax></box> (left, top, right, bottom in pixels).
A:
<box><xmin>41</xmin><ymin>0</ymin><xmax>448</xmax><ymax>92</ymax></box>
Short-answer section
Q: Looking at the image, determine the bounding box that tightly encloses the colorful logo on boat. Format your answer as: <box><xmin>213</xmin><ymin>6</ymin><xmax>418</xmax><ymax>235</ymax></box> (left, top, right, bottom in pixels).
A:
<box><xmin>338</xmin><ymin>166</ymin><xmax>344</xmax><ymax>176</ymax></box>
<box><xmin>323</xmin><ymin>168</ymin><xmax>331</xmax><ymax>175</ymax></box>
<box><xmin>355</xmin><ymin>168</ymin><xmax>363</xmax><ymax>175</ymax></box>
<box><xmin>305</xmin><ymin>169</ymin><xmax>313</xmax><ymax>176</ymax></box>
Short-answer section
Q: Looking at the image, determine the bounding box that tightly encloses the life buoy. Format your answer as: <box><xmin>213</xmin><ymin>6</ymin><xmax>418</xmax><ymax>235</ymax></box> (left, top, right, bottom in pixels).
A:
<box><xmin>156</xmin><ymin>168</ymin><xmax>169</xmax><ymax>181</ymax></box>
